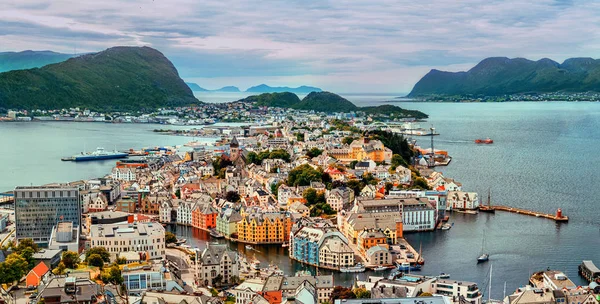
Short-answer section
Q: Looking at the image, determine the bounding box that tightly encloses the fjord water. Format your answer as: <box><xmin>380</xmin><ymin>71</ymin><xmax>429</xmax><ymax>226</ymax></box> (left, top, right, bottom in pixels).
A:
<box><xmin>2</xmin><ymin>100</ymin><xmax>600</xmax><ymax>298</ymax></box>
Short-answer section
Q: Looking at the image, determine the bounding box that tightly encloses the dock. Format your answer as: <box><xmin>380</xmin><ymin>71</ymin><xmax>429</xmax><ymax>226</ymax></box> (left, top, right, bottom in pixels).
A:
<box><xmin>479</xmin><ymin>205</ymin><xmax>568</xmax><ymax>222</ymax></box>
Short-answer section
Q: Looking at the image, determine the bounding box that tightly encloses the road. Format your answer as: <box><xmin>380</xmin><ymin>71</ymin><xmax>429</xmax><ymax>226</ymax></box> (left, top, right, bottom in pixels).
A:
<box><xmin>166</xmin><ymin>248</ymin><xmax>196</xmax><ymax>293</ymax></box>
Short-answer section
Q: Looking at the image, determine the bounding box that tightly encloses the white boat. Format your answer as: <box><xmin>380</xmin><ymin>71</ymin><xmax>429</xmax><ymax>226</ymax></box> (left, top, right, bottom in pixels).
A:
<box><xmin>340</xmin><ymin>263</ymin><xmax>366</xmax><ymax>273</ymax></box>
<box><xmin>373</xmin><ymin>266</ymin><xmax>389</xmax><ymax>272</ymax></box>
<box><xmin>477</xmin><ymin>231</ymin><xmax>490</xmax><ymax>263</ymax></box>
<box><xmin>438</xmin><ymin>273</ymin><xmax>451</xmax><ymax>279</ymax></box>
<box><xmin>441</xmin><ymin>224</ymin><xmax>452</xmax><ymax>230</ymax></box>
<box><xmin>245</xmin><ymin>245</ymin><xmax>253</xmax><ymax>250</ymax></box>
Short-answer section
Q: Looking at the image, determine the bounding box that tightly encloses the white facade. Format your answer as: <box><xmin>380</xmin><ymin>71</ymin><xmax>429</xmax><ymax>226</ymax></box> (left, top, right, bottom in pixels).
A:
<box><xmin>402</xmin><ymin>203</ymin><xmax>436</xmax><ymax>232</ymax></box>
<box><xmin>112</xmin><ymin>168</ymin><xmax>137</xmax><ymax>181</ymax></box>
<box><xmin>89</xmin><ymin>222</ymin><xmax>166</xmax><ymax>260</ymax></box>
<box><xmin>159</xmin><ymin>201</ymin><xmax>172</xmax><ymax>223</ymax></box>
<box><xmin>177</xmin><ymin>201</ymin><xmax>194</xmax><ymax>225</ymax></box>
<box><xmin>447</xmin><ymin>191</ymin><xmax>479</xmax><ymax>210</ymax></box>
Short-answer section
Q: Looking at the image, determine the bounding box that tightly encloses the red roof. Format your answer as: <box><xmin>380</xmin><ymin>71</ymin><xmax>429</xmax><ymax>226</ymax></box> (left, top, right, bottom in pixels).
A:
<box><xmin>30</xmin><ymin>261</ymin><xmax>49</xmax><ymax>278</ymax></box>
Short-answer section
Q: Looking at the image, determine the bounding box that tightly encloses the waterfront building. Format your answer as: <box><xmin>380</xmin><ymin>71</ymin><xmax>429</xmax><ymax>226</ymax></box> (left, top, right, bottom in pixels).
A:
<box><xmin>447</xmin><ymin>191</ymin><xmax>479</xmax><ymax>210</ymax></box>
<box><xmin>289</xmin><ymin>226</ymin><xmax>355</xmax><ymax>270</ymax></box>
<box><xmin>48</xmin><ymin>221</ymin><xmax>80</xmax><ymax>252</ymax></box>
<box><xmin>159</xmin><ymin>200</ymin><xmax>174</xmax><ymax>223</ymax></box>
<box><xmin>14</xmin><ymin>185</ymin><xmax>81</xmax><ymax>246</ymax></box>
<box><xmin>89</xmin><ymin>221</ymin><xmax>166</xmax><ymax>260</ymax></box>
<box><xmin>177</xmin><ymin>200</ymin><xmax>195</xmax><ymax>225</ymax></box>
<box><xmin>338</xmin><ymin>212</ymin><xmax>401</xmax><ymax>245</ymax></box>
<box><xmin>191</xmin><ymin>202</ymin><xmax>218</xmax><ymax>230</ymax></box>
<box><xmin>357</xmin><ymin>228</ymin><xmax>389</xmax><ymax>254</ymax></box>
<box><xmin>505</xmin><ymin>286</ymin><xmax>596</xmax><ymax>304</ymax></box>
<box><xmin>142</xmin><ymin>291</ymin><xmax>222</xmax><ymax>304</ymax></box>
<box><xmin>366</xmin><ymin>245</ymin><xmax>392</xmax><ymax>266</ymax></box>
<box><xmin>237</xmin><ymin>211</ymin><xmax>292</xmax><ymax>244</ymax></box>
<box><xmin>197</xmin><ymin>243</ymin><xmax>239</xmax><ymax>286</ymax></box>
<box><xmin>529</xmin><ymin>270</ymin><xmax>576</xmax><ymax>290</ymax></box>
<box><xmin>216</xmin><ymin>208</ymin><xmax>242</xmax><ymax>238</ymax></box>
<box><xmin>401</xmin><ymin>199</ymin><xmax>436</xmax><ymax>231</ymax></box>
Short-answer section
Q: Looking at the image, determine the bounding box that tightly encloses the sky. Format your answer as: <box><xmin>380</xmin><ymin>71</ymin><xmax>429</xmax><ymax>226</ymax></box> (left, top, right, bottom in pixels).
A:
<box><xmin>2</xmin><ymin>0</ymin><xmax>600</xmax><ymax>93</ymax></box>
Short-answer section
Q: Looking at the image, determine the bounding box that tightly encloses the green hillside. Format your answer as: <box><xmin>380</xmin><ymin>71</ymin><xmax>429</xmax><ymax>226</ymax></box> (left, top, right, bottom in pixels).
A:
<box><xmin>409</xmin><ymin>57</ymin><xmax>600</xmax><ymax>97</ymax></box>
<box><xmin>0</xmin><ymin>46</ymin><xmax>199</xmax><ymax>111</ymax></box>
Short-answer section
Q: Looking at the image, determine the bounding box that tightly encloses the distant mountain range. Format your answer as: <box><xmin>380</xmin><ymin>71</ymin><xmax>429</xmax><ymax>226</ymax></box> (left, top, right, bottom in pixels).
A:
<box><xmin>0</xmin><ymin>50</ymin><xmax>74</xmax><ymax>73</ymax></box>
<box><xmin>409</xmin><ymin>57</ymin><xmax>600</xmax><ymax>97</ymax></box>
<box><xmin>0</xmin><ymin>46</ymin><xmax>199</xmax><ymax>111</ymax></box>
<box><xmin>239</xmin><ymin>91</ymin><xmax>428</xmax><ymax>118</ymax></box>
<box><xmin>186</xmin><ymin>82</ymin><xmax>322</xmax><ymax>93</ymax></box>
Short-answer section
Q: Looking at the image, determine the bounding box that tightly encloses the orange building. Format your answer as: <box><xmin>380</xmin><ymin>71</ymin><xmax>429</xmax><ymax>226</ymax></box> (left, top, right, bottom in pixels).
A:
<box><xmin>237</xmin><ymin>210</ymin><xmax>292</xmax><ymax>244</ymax></box>
<box><xmin>26</xmin><ymin>262</ymin><xmax>49</xmax><ymax>287</ymax></box>
<box><xmin>357</xmin><ymin>229</ymin><xmax>389</xmax><ymax>254</ymax></box>
<box><xmin>259</xmin><ymin>290</ymin><xmax>283</xmax><ymax>304</ymax></box>
<box><xmin>192</xmin><ymin>203</ymin><xmax>218</xmax><ymax>230</ymax></box>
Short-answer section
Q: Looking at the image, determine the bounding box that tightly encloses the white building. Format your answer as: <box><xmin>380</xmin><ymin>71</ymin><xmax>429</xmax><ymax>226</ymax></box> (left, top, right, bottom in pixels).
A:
<box><xmin>401</xmin><ymin>199</ymin><xmax>436</xmax><ymax>232</ymax></box>
<box><xmin>111</xmin><ymin>168</ymin><xmax>137</xmax><ymax>181</ymax></box>
<box><xmin>159</xmin><ymin>201</ymin><xmax>173</xmax><ymax>223</ymax></box>
<box><xmin>89</xmin><ymin>222</ymin><xmax>166</xmax><ymax>260</ymax></box>
<box><xmin>48</xmin><ymin>222</ymin><xmax>80</xmax><ymax>252</ymax></box>
<box><xmin>278</xmin><ymin>185</ymin><xmax>296</xmax><ymax>207</ymax></box>
<box><xmin>196</xmin><ymin>243</ymin><xmax>239</xmax><ymax>286</ymax></box>
<box><xmin>447</xmin><ymin>191</ymin><xmax>479</xmax><ymax>210</ymax></box>
<box><xmin>177</xmin><ymin>201</ymin><xmax>194</xmax><ymax>225</ymax></box>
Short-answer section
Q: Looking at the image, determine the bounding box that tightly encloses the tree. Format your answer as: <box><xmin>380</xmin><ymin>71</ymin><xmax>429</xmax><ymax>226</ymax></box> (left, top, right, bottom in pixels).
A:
<box><xmin>213</xmin><ymin>155</ymin><xmax>233</xmax><ymax>175</ymax></box>
<box><xmin>271</xmin><ymin>181</ymin><xmax>283</xmax><ymax>198</ymax></box>
<box><xmin>303</xmin><ymin>189</ymin><xmax>317</xmax><ymax>206</ymax></box>
<box><xmin>86</xmin><ymin>247</ymin><xmax>111</xmax><ymax>262</ymax></box>
<box><xmin>87</xmin><ymin>254</ymin><xmax>105</xmax><ymax>269</ymax></box>
<box><xmin>346</xmin><ymin>179</ymin><xmax>363</xmax><ymax>196</ymax></box>
<box><xmin>385</xmin><ymin>182</ymin><xmax>394</xmax><ymax>193</ymax></box>
<box><xmin>246</xmin><ymin>152</ymin><xmax>259</xmax><ymax>165</ymax></box>
<box><xmin>53</xmin><ymin>262</ymin><xmax>66</xmax><ymax>275</ymax></box>
<box><xmin>363</xmin><ymin>173</ymin><xmax>377</xmax><ymax>185</ymax></box>
<box><xmin>101</xmin><ymin>265</ymin><xmax>124</xmax><ymax>285</ymax></box>
<box><xmin>165</xmin><ymin>231</ymin><xmax>177</xmax><ymax>244</ymax></box>
<box><xmin>15</xmin><ymin>238</ymin><xmax>38</xmax><ymax>254</ymax></box>
<box><xmin>342</xmin><ymin>137</ymin><xmax>355</xmax><ymax>145</ymax></box>
<box><xmin>354</xmin><ymin>287</ymin><xmax>371</xmax><ymax>299</ymax></box>
<box><xmin>369</xmin><ymin>130</ymin><xmax>414</xmax><ymax>164</ymax></box>
<box><xmin>349</xmin><ymin>160</ymin><xmax>359</xmax><ymax>169</ymax></box>
<box><xmin>175</xmin><ymin>189</ymin><xmax>181</xmax><ymax>199</ymax></box>
<box><xmin>391</xmin><ymin>154</ymin><xmax>409</xmax><ymax>169</ymax></box>
<box><xmin>269</xmin><ymin>149</ymin><xmax>291</xmax><ymax>162</ymax></box>
<box><xmin>212</xmin><ymin>274</ymin><xmax>223</xmax><ymax>287</ymax></box>
<box><xmin>21</xmin><ymin>247</ymin><xmax>36</xmax><ymax>270</ymax></box>
<box><xmin>306</xmin><ymin>148</ymin><xmax>323</xmax><ymax>158</ymax></box>
<box><xmin>61</xmin><ymin>251</ymin><xmax>79</xmax><ymax>269</ymax></box>
<box><xmin>0</xmin><ymin>253</ymin><xmax>28</xmax><ymax>284</ymax></box>
<box><xmin>287</xmin><ymin>164</ymin><xmax>323</xmax><ymax>186</ymax></box>
<box><xmin>225</xmin><ymin>191</ymin><xmax>241</xmax><ymax>203</ymax></box>
<box><xmin>115</xmin><ymin>257</ymin><xmax>128</xmax><ymax>265</ymax></box>
<box><xmin>331</xmin><ymin>286</ymin><xmax>356</xmax><ymax>301</ymax></box>
<box><xmin>296</xmin><ymin>133</ymin><xmax>304</xmax><ymax>142</ymax></box>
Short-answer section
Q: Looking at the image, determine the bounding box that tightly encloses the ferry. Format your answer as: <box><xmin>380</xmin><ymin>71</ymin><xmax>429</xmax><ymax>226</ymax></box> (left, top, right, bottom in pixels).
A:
<box><xmin>62</xmin><ymin>147</ymin><xmax>128</xmax><ymax>162</ymax></box>
<box><xmin>397</xmin><ymin>262</ymin><xmax>421</xmax><ymax>272</ymax></box>
<box><xmin>475</xmin><ymin>138</ymin><xmax>494</xmax><ymax>144</ymax></box>
<box><xmin>340</xmin><ymin>263</ymin><xmax>366</xmax><ymax>273</ymax></box>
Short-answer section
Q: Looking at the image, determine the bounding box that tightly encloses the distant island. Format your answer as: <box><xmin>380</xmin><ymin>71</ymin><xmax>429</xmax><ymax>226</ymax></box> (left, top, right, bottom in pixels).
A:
<box><xmin>239</xmin><ymin>91</ymin><xmax>428</xmax><ymax>118</ymax></box>
<box><xmin>186</xmin><ymin>82</ymin><xmax>322</xmax><ymax>93</ymax></box>
<box><xmin>409</xmin><ymin>57</ymin><xmax>600</xmax><ymax>101</ymax></box>
<box><xmin>0</xmin><ymin>46</ymin><xmax>199</xmax><ymax>112</ymax></box>
<box><xmin>0</xmin><ymin>50</ymin><xmax>74</xmax><ymax>73</ymax></box>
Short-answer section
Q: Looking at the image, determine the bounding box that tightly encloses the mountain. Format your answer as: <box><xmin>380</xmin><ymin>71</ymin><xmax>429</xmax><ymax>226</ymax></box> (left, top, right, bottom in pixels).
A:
<box><xmin>239</xmin><ymin>91</ymin><xmax>427</xmax><ymax>118</ymax></box>
<box><xmin>0</xmin><ymin>50</ymin><xmax>74</xmax><ymax>72</ymax></box>
<box><xmin>0</xmin><ymin>46</ymin><xmax>199</xmax><ymax>111</ymax></box>
<box><xmin>186</xmin><ymin>82</ymin><xmax>208</xmax><ymax>91</ymax></box>
<box><xmin>245</xmin><ymin>84</ymin><xmax>322</xmax><ymax>93</ymax></box>
<box><xmin>216</xmin><ymin>86</ymin><xmax>240</xmax><ymax>92</ymax></box>
<box><xmin>408</xmin><ymin>57</ymin><xmax>600</xmax><ymax>97</ymax></box>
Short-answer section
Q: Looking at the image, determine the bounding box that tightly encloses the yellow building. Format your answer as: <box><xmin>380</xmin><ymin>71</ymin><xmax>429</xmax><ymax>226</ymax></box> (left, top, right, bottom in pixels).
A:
<box><xmin>236</xmin><ymin>211</ymin><xmax>292</xmax><ymax>244</ymax></box>
<box><xmin>329</xmin><ymin>138</ymin><xmax>392</xmax><ymax>163</ymax></box>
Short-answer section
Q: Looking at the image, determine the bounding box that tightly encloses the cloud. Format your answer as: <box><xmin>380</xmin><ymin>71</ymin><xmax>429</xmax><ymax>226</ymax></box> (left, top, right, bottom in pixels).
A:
<box><xmin>1</xmin><ymin>0</ymin><xmax>600</xmax><ymax>92</ymax></box>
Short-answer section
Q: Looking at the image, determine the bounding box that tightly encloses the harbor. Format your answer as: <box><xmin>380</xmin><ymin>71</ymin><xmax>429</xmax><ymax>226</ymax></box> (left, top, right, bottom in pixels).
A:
<box><xmin>479</xmin><ymin>205</ymin><xmax>569</xmax><ymax>222</ymax></box>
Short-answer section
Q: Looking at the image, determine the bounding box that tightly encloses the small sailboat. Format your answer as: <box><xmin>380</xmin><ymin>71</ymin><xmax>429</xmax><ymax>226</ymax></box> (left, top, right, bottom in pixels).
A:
<box><xmin>477</xmin><ymin>231</ymin><xmax>490</xmax><ymax>263</ymax></box>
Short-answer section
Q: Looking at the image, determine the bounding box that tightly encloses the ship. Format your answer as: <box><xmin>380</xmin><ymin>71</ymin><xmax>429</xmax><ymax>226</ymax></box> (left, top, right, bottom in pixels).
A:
<box><xmin>475</xmin><ymin>138</ymin><xmax>494</xmax><ymax>144</ymax></box>
<box><xmin>396</xmin><ymin>262</ymin><xmax>421</xmax><ymax>272</ymax></box>
<box><xmin>340</xmin><ymin>263</ymin><xmax>366</xmax><ymax>273</ymax></box>
<box><xmin>62</xmin><ymin>147</ymin><xmax>128</xmax><ymax>162</ymax></box>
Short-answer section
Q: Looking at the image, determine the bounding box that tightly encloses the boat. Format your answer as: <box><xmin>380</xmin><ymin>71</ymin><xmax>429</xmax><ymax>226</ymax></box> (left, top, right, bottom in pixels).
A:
<box><xmin>373</xmin><ymin>266</ymin><xmax>389</xmax><ymax>272</ymax></box>
<box><xmin>282</xmin><ymin>243</ymin><xmax>289</xmax><ymax>248</ymax></box>
<box><xmin>480</xmin><ymin>189</ymin><xmax>496</xmax><ymax>213</ymax></box>
<box><xmin>438</xmin><ymin>273</ymin><xmax>451</xmax><ymax>279</ymax></box>
<box><xmin>245</xmin><ymin>245</ymin><xmax>253</xmax><ymax>250</ymax></box>
<box><xmin>477</xmin><ymin>231</ymin><xmax>490</xmax><ymax>263</ymax></box>
<box><xmin>340</xmin><ymin>263</ymin><xmax>366</xmax><ymax>273</ymax></box>
<box><xmin>441</xmin><ymin>223</ymin><xmax>452</xmax><ymax>230</ymax></box>
<box><xmin>475</xmin><ymin>138</ymin><xmax>494</xmax><ymax>144</ymax></box>
<box><xmin>397</xmin><ymin>262</ymin><xmax>421</xmax><ymax>272</ymax></box>
<box><xmin>175</xmin><ymin>238</ymin><xmax>187</xmax><ymax>245</ymax></box>
<box><xmin>209</xmin><ymin>229</ymin><xmax>224</xmax><ymax>239</ymax></box>
<box><xmin>62</xmin><ymin>147</ymin><xmax>129</xmax><ymax>162</ymax></box>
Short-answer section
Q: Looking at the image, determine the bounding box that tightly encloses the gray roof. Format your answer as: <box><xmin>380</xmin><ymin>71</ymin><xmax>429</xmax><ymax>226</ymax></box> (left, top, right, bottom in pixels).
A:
<box><xmin>200</xmin><ymin>243</ymin><xmax>237</xmax><ymax>265</ymax></box>
<box><xmin>334</xmin><ymin>296</ymin><xmax>450</xmax><ymax>304</ymax></box>
<box><xmin>281</xmin><ymin>274</ymin><xmax>334</xmax><ymax>290</ymax></box>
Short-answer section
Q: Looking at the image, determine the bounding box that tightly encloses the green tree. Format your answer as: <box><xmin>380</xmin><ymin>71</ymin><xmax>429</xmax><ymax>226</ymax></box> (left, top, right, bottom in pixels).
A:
<box><xmin>15</xmin><ymin>238</ymin><xmax>39</xmax><ymax>254</ymax></box>
<box><xmin>87</xmin><ymin>254</ymin><xmax>105</xmax><ymax>269</ymax></box>
<box><xmin>61</xmin><ymin>251</ymin><xmax>79</xmax><ymax>269</ymax></box>
<box><xmin>296</xmin><ymin>133</ymin><xmax>304</xmax><ymax>142</ymax></box>
<box><xmin>342</xmin><ymin>137</ymin><xmax>355</xmax><ymax>145</ymax></box>
<box><xmin>346</xmin><ymin>179</ymin><xmax>363</xmax><ymax>196</ymax></box>
<box><xmin>53</xmin><ymin>262</ymin><xmax>66</xmax><ymax>275</ymax></box>
<box><xmin>175</xmin><ymin>189</ymin><xmax>181</xmax><ymax>199</ymax></box>
<box><xmin>101</xmin><ymin>264</ymin><xmax>124</xmax><ymax>285</ymax></box>
<box><xmin>165</xmin><ymin>231</ymin><xmax>177</xmax><ymax>244</ymax></box>
<box><xmin>363</xmin><ymin>173</ymin><xmax>377</xmax><ymax>185</ymax></box>
<box><xmin>330</xmin><ymin>286</ymin><xmax>356</xmax><ymax>301</ymax></box>
<box><xmin>246</xmin><ymin>152</ymin><xmax>259</xmax><ymax>165</ymax></box>
<box><xmin>306</xmin><ymin>148</ymin><xmax>323</xmax><ymax>158</ymax></box>
<box><xmin>271</xmin><ymin>181</ymin><xmax>283</xmax><ymax>198</ymax></box>
<box><xmin>115</xmin><ymin>257</ymin><xmax>128</xmax><ymax>265</ymax></box>
<box><xmin>86</xmin><ymin>247</ymin><xmax>110</xmax><ymax>263</ymax></box>
<box><xmin>212</xmin><ymin>274</ymin><xmax>224</xmax><ymax>287</ymax></box>
<box><xmin>391</xmin><ymin>154</ymin><xmax>409</xmax><ymax>169</ymax></box>
<box><xmin>385</xmin><ymin>182</ymin><xmax>394</xmax><ymax>193</ymax></box>
<box><xmin>0</xmin><ymin>253</ymin><xmax>29</xmax><ymax>284</ymax></box>
<box><xmin>21</xmin><ymin>247</ymin><xmax>36</xmax><ymax>270</ymax></box>
<box><xmin>269</xmin><ymin>149</ymin><xmax>291</xmax><ymax>162</ymax></box>
<box><xmin>349</xmin><ymin>160</ymin><xmax>359</xmax><ymax>169</ymax></box>
<box><xmin>287</xmin><ymin>164</ymin><xmax>323</xmax><ymax>186</ymax></box>
<box><xmin>303</xmin><ymin>189</ymin><xmax>317</xmax><ymax>206</ymax></box>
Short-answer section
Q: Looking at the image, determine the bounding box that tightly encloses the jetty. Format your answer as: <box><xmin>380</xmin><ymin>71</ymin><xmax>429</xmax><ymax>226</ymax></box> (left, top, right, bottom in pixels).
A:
<box><xmin>479</xmin><ymin>205</ymin><xmax>568</xmax><ymax>222</ymax></box>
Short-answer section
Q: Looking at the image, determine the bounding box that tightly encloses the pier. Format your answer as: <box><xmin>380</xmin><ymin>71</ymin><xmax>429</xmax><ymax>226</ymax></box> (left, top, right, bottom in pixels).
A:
<box><xmin>479</xmin><ymin>205</ymin><xmax>568</xmax><ymax>222</ymax></box>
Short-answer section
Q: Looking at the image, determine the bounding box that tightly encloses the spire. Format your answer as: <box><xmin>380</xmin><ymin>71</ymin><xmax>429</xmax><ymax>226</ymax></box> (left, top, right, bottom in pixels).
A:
<box><xmin>230</xmin><ymin>136</ymin><xmax>239</xmax><ymax>148</ymax></box>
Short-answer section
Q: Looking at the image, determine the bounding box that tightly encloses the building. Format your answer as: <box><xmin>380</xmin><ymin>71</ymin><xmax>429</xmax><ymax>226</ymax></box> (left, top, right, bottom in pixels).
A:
<box><xmin>263</xmin><ymin>274</ymin><xmax>335</xmax><ymax>304</ymax></box>
<box><xmin>197</xmin><ymin>243</ymin><xmax>239</xmax><ymax>286</ymax></box>
<box><xmin>25</xmin><ymin>261</ymin><xmax>50</xmax><ymax>288</ymax></box>
<box><xmin>48</xmin><ymin>221</ymin><xmax>80</xmax><ymax>252</ymax></box>
<box><xmin>142</xmin><ymin>291</ymin><xmax>222</xmax><ymax>304</ymax></box>
<box><xmin>89</xmin><ymin>222</ymin><xmax>166</xmax><ymax>260</ymax></box>
<box><xmin>334</xmin><ymin>297</ymin><xmax>452</xmax><ymax>304</ymax></box>
<box><xmin>111</xmin><ymin>167</ymin><xmax>137</xmax><ymax>181</ymax></box>
<box><xmin>217</xmin><ymin>209</ymin><xmax>242</xmax><ymax>238</ymax></box>
<box><xmin>447</xmin><ymin>191</ymin><xmax>479</xmax><ymax>210</ymax></box>
<box><xmin>37</xmin><ymin>276</ymin><xmax>102</xmax><ymax>304</ymax></box>
<box><xmin>14</xmin><ymin>185</ymin><xmax>81</xmax><ymax>246</ymax></box>
<box><xmin>177</xmin><ymin>201</ymin><xmax>195</xmax><ymax>225</ymax></box>
<box><xmin>115</xmin><ymin>196</ymin><xmax>137</xmax><ymax>213</ymax></box>
<box><xmin>326</xmin><ymin>187</ymin><xmax>354</xmax><ymax>212</ymax></box>
<box><xmin>289</xmin><ymin>201</ymin><xmax>310</xmax><ymax>217</ymax></box>
<box><xmin>328</xmin><ymin>138</ymin><xmax>392</xmax><ymax>163</ymax></box>
<box><xmin>192</xmin><ymin>202</ymin><xmax>218</xmax><ymax>230</ymax></box>
<box><xmin>357</xmin><ymin>229</ymin><xmax>388</xmax><ymax>255</ymax></box>
<box><xmin>237</xmin><ymin>211</ymin><xmax>292</xmax><ymax>244</ymax></box>
<box><xmin>33</xmin><ymin>249</ymin><xmax>63</xmax><ymax>268</ymax></box>
<box><xmin>122</xmin><ymin>263</ymin><xmax>184</xmax><ymax>295</ymax></box>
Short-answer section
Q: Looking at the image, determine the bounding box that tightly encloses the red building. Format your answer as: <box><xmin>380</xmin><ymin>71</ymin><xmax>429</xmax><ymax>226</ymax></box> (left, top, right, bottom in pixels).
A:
<box><xmin>192</xmin><ymin>202</ymin><xmax>218</xmax><ymax>230</ymax></box>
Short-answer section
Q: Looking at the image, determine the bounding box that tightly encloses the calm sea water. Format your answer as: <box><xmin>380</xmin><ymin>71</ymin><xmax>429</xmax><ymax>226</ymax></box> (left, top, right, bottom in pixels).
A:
<box><xmin>2</xmin><ymin>99</ymin><xmax>600</xmax><ymax>298</ymax></box>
